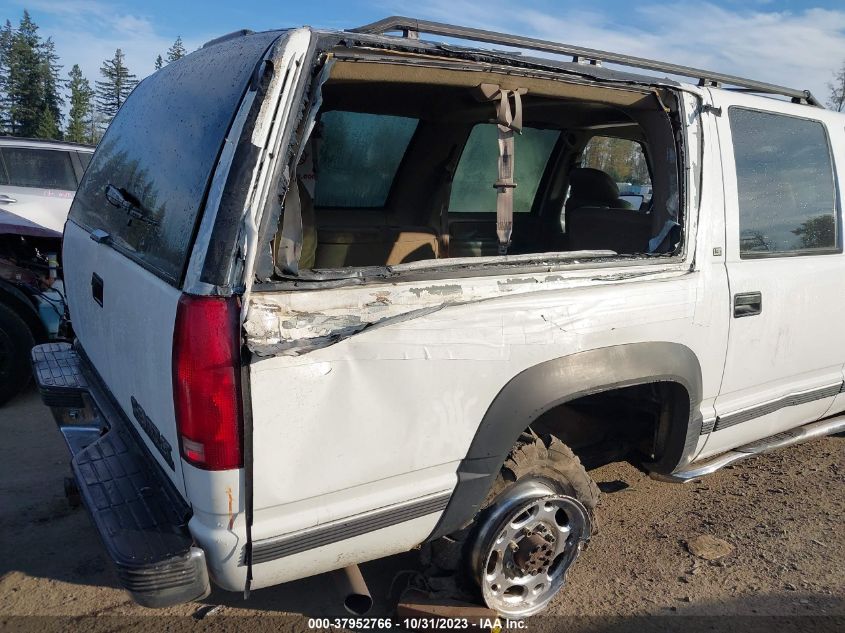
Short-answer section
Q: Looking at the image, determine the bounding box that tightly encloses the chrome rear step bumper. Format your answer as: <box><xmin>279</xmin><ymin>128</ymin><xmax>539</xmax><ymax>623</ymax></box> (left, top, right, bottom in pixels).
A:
<box><xmin>653</xmin><ymin>415</ymin><xmax>845</xmax><ymax>484</ymax></box>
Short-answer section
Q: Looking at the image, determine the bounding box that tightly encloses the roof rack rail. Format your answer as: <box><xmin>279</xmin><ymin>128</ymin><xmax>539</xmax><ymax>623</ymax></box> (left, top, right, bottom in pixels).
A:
<box><xmin>350</xmin><ymin>16</ymin><xmax>821</xmax><ymax>107</ymax></box>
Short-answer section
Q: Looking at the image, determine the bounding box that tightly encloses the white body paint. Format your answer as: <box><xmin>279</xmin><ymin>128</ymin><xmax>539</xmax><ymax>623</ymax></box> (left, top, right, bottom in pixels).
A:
<box><xmin>61</xmin><ymin>30</ymin><xmax>845</xmax><ymax>596</ymax></box>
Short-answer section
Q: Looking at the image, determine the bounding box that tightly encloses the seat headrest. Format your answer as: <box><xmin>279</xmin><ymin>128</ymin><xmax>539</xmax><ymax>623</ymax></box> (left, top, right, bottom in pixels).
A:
<box><xmin>568</xmin><ymin>167</ymin><xmax>620</xmax><ymax>205</ymax></box>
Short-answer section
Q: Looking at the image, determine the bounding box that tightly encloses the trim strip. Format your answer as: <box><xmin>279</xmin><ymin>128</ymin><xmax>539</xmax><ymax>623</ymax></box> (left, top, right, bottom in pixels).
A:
<box><xmin>709</xmin><ymin>382</ymin><xmax>843</xmax><ymax>434</ymax></box>
<box><xmin>247</xmin><ymin>491</ymin><xmax>452</xmax><ymax>565</ymax></box>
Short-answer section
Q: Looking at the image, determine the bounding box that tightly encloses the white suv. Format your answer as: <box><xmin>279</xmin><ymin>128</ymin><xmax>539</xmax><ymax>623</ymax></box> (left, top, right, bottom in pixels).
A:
<box><xmin>31</xmin><ymin>18</ymin><xmax>845</xmax><ymax>618</ymax></box>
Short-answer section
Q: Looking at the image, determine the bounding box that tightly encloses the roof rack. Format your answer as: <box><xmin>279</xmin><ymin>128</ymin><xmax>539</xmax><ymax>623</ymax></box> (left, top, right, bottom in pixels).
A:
<box><xmin>350</xmin><ymin>16</ymin><xmax>821</xmax><ymax>107</ymax></box>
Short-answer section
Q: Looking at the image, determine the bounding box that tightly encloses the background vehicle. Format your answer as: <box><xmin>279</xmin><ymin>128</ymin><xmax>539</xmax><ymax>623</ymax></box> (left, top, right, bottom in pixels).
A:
<box><xmin>0</xmin><ymin>137</ymin><xmax>94</xmax><ymax>404</ymax></box>
<box><xmin>31</xmin><ymin>18</ymin><xmax>845</xmax><ymax>618</ymax></box>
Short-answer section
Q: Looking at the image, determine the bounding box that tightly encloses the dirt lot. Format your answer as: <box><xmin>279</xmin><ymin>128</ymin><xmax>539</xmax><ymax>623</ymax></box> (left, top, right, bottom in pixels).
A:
<box><xmin>0</xmin><ymin>386</ymin><xmax>842</xmax><ymax>632</ymax></box>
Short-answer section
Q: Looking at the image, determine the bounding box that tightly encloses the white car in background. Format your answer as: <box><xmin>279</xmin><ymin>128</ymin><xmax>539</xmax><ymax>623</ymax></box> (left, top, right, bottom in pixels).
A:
<box><xmin>0</xmin><ymin>137</ymin><xmax>94</xmax><ymax>405</ymax></box>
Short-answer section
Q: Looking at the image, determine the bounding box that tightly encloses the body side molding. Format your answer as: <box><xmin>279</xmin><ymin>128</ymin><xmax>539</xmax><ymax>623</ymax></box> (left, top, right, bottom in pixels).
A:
<box><xmin>247</xmin><ymin>491</ymin><xmax>451</xmax><ymax>565</ymax></box>
<box><xmin>711</xmin><ymin>382</ymin><xmax>843</xmax><ymax>433</ymax></box>
<box><xmin>428</xmin><ymin>342</ymin><xmax>703</xmax><ymax>540</ymax></box>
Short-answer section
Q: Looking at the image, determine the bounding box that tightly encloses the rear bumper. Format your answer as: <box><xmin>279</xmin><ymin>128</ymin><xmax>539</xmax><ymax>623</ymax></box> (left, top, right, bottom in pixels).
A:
<box><xmin>31</xmin><ymin>342</ymin><xmax>210</xmax><ymax>608</ymax></box>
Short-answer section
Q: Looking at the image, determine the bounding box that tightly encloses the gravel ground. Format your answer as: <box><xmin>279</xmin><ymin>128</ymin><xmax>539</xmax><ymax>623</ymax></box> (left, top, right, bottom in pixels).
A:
<box><xmin>0</xmin><ymin>386</ymin><xmax>842</xmax><ymax>632</ymax></box>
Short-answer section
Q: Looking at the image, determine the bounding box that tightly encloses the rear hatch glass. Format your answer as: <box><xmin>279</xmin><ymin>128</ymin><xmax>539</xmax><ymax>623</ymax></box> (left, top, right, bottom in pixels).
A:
<box><xmin>68</xmin><ymin>30</ymin><xmax>282</xmax><ymax>285</ymax></box>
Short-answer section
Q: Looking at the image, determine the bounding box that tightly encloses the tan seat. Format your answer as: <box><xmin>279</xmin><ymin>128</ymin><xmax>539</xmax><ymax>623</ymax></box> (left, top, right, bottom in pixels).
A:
<box><xmin>386</xmin><ymin>230</ymin><xmax>438</xmax><ymax>265</ymax></box>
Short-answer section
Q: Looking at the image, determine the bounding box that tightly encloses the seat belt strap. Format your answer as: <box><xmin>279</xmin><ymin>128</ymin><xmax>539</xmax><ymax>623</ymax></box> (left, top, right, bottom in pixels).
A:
<box><xmin>493</xmin><ymin>89</ymin><xmax>522</xmax><ymax>255</ymax></box>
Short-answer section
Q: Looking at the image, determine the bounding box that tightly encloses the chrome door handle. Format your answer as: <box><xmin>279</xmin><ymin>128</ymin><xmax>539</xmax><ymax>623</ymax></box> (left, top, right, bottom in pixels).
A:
<box><xmin>0</xmin><ymin>194</ymin><xmax>17</xmax><ymax>203</ymax></box>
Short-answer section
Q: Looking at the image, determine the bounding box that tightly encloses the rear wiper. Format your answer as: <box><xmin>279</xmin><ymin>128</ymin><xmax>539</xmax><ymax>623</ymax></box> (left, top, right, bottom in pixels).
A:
<box><xmin>104</xmin><ymin>184</ymin><xmax>159</xmax><ymax>227</ymax></box>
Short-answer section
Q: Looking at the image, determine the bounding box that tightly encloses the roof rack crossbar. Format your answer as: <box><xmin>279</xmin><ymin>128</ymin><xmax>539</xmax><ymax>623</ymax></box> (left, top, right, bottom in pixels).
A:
<box><xmin>350</xmin><ymin>16</ymin><xmax>820</xmax><ymax>107</ymax></box>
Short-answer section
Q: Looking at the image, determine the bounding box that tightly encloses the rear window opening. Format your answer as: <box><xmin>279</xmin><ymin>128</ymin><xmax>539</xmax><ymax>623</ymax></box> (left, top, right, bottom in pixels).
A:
<box><xmin>267</xmin><ymin>57</ymin><xmax>684</xmax><ymax>279</ymax></box>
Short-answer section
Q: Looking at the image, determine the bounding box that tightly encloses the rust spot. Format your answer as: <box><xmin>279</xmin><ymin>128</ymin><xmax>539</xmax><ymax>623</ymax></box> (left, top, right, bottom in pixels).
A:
<box><xmin>226</xmin><ymin>487</ymin><xmax>235</xmax><ymax>531</ymax></box>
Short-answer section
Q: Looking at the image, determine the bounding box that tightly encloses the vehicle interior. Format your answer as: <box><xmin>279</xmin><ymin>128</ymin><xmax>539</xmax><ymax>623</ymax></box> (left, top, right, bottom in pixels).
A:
<box><xmin>270</xmin><ymin>57</ymin><xmax>683</xmax><ymax>275</ymax></box>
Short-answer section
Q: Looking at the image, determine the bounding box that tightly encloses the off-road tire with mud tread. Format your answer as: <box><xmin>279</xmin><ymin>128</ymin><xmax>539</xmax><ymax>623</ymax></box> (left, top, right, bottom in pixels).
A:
<box><xmin>483</xmin><ymin>433</ymin><xmax>600</xmax><ymax>518</ymax></box>
<box><xmin>421</xmin><ymin>434</ymin><xmax>599</xmax><ymax>589</ymax></box>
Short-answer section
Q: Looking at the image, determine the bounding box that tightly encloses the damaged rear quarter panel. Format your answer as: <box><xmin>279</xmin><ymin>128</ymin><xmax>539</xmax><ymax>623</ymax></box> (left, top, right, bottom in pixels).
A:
<box><xmin>245</xmin><ymin>258</ymin><xmax>727</xmax><ymax>519</ymax></box>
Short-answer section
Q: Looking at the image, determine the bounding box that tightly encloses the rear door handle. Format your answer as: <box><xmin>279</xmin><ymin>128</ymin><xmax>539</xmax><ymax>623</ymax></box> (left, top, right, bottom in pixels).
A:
<box><xmin>734</xmin><ymin>291</ymin><xmax>762</xmax><ymax>318</ymax></box>
<box><xmin>0</xmin><ymin>193</ymin><xmax>17</xmax><ymax>203</ymax></box>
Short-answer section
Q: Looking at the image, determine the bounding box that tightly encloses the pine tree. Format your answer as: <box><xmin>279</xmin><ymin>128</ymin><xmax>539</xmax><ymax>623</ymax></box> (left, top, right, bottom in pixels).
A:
<box><xmin>154</xmin><ymin>54</ymin><xmax>163</xmax><ymax>70</ymax></box>
<box><xmin>95</xmin><ymin>48</ymin><xmax>137</xmax><ymax>128</ymax></box>
<box><xmin>3</xmin><ymin>11</ymin><xmax>63</xmax><ymax>138</ymax></box>
<box><xmin>7</xmin><ymin>11</ymin><xmax>43</xmax><ymax>136</ymax></box>
<box><xmin>166</xmin><ymin>36</ymin><xmax>186</xmax><ymax>63</ymax></box>
<box><xmin>36</xmin><ymin>36</ymin><xmax>63</xmax><ymax>138</ymax></box>
<box><xmin>66</xmin><ymin>64</ymin><xmax>93</xmax><ymax>143</ymax></box>
<box><xmin>0</xmin><ymin>20</ymin><xmax>13</xmax><ymax>133</ymax></box>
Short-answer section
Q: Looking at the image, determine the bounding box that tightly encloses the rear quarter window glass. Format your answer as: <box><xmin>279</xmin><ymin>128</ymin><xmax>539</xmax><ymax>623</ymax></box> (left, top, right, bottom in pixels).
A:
<box><xmin>729</xmin><ymin>108</ymin><xmax>838</xmax><ymax>256</ymax></box>
<box><xmin>315</xmin><ymin>111</ymin><xmax>418</xmax><ymax>208</ymax></box>
<box><xmin>450</xmin><ymin>124</ymin><xmax>559</xmax><ymax>213</ymax></box>
<box><xmin>77</xmin><ymin>151</ymin><xmax>92</xmax><ymax>170</ymax></box>
<box><xmin>69</xmin><ymin>31</ymin><xmax>281</xmax><ymax>285</ymax></box>
<box><xmin>0</xmin><ymin>147</ymin><xmax>77</xmax><ymax>190</ymax></box>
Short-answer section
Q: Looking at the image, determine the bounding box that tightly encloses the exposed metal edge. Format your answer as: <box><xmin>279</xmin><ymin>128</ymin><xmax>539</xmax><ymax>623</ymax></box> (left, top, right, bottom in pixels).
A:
<box><xmin>709</xmin><ymin>382</ymin><xmax>843</xmax><ymax>434</ymax></box>
<box><xmin>653</xmin><ymin>414</ymin><xmax>845</xmax><ymax>483</ymax></box>
<box><xmin>247</xmin><ymin>491</ymin><xmax>452</xmax><ymax>565</ymax></box>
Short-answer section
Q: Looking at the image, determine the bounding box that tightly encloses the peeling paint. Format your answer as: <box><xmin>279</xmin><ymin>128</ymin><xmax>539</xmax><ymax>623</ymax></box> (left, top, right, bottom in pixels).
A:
<box><xmin>244</xmin><ymin>261</ymin><xmax>689</xmax><ymax>357</ymax></box>
<box><xmin>409</xmin><ymin>285</ymin><xmax>463</xmax><ymax>298</ymax></box>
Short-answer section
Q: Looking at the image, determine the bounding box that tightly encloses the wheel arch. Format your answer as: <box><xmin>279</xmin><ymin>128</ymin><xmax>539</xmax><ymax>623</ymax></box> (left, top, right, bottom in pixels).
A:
<box><xmin>428</xmin><ymin>341</ymin><xmax>703</xmax><ymax>539</ymax></box>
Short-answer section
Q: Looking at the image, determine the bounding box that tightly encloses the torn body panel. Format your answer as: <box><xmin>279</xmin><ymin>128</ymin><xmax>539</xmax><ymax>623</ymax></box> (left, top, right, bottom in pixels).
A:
<box><xmin>244</xmin><ymin>249</ymin><xmax>730</xmax><ymax>590</ymax></box>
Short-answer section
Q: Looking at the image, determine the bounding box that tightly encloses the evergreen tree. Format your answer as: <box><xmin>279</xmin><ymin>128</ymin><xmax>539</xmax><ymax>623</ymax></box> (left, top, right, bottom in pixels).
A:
<box><xmin>37</xmin><ymin>36</ymin><xmax>64</xmax><ymax>138</ymax></box>
<box><xmin>7</xmin><ymin>11</ymin><xmax>44</xmax><ymax>136</ymax></box>
<box><xmin>95</xmin><ymin>48</ymin><xmax>137</xmax><ymax>127</ymax></box>
<box><xmin>0</xmin><ymin>20</ymin><xmax>13</xmax><ymax>133</ymax></box>
<box><xmin>154</xmin><ymin>54</ymin><xmax>163</xmax><ymax>70</ymax></box>
<box><xmin>2</xmin><ymin>11</ymin><xmax>63</xmax><ymax>138</ymax></box>
<box><xmin>66</xmin><ymin>64</ymin><xmax>93</xmax><ymax>143</ymax></box>
<box><xmin>166</xmin><ymin>36</ymin><xmax>186</xmax><ymax>63</ymax></box>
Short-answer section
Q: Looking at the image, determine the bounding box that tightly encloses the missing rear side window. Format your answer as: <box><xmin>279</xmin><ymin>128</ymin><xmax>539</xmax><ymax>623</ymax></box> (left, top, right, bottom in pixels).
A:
<box><xmin>267</xmin><ymin>57</ymin><xmax>684</xmax><ymax>279</ymax></box>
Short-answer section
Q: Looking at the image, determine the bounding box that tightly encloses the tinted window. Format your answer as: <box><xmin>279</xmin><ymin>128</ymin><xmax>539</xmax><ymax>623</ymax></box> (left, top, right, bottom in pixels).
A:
<box><xmin>582</xmin><ymin>136</ymin><xmax>652</xmax><ymax>206</ymax></box>
<box><xmin>69</xmin><ymin>31</ymin><xmax>281</xmax><ymax>285</ymax></box>
<box><xmin>77</xmin><ymin>151</ymin><xmax>92</xmax><ymax>170</ymax></box>
<box><xmin>0</xmin><ymin>147</ymin><xmax>77</xmax><ymax>190</ymax></box>
<box><xmin>315</xmin><ymin>111</ymin><xmax>418</xmax><ymax>208</ymax></box>
<box><xmin>450</xmin><ymin>125</ymin><xmax>559</xmax><ymax>213</ymax></box>
<box><xmin>729</xmin><ymin>109</ymin><xmax>838</xmax><ymax>256</ymax></box>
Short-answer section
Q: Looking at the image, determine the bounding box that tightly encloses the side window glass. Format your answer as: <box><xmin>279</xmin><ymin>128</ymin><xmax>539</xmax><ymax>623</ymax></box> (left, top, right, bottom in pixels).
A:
<box><xmin>0</xmin><ymin>147</ymin><xmax>77</xmax><ymax>190</ymax></box>
<box><xmin>449</xmin><ymin>125</ymin><xmax>559</xmax><ymax>213</ymax></box>
<box><xmin>581</xmin><ymin>136</ymin><xmax>652</xmax><ymax>208</ymax></box>
<box><xmin>315</xmin><ymin>111</ymin><xmax>418</xmax><ymax>208</ymax></box>
<box><xmin>77</xmin><ymin>151</ymin><xmax>92</xmax><ymax>171</ymax></box>
<box><xmin>729</xmin><ymin>109</ymin><xmax>838</xmax><ymax>256</ymax></box>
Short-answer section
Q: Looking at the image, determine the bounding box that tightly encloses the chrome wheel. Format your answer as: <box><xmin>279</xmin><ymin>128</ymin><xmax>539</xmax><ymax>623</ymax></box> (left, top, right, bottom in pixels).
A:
<box><xmin>471</xmin><ymin>479</ymin><xmax>590</xmax><ymax>618</ymax></box>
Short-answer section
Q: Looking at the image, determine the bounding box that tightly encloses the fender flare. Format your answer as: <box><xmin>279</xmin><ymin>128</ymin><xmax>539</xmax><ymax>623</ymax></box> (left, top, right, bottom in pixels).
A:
<box><xmin>428</xmin><ymin>341</ymin><xmax>702</xmax><ymax>539</ymax></box>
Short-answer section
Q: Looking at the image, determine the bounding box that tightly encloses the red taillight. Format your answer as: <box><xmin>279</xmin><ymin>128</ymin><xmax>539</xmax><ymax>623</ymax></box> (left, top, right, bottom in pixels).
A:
<box><xmin>172</xmin><ymin>294</ymin><xmax>243</xmax><ymax>470</ymax></box>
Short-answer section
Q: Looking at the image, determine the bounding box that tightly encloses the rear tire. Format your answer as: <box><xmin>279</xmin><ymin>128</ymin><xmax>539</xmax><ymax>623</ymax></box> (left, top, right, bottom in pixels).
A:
<box><xmin>484</xmin><ymin>433</ymin><xmax>600</xmax><ymax>516</ymax></box>
<box><xmin>421</xmin><ymin>434</ymin><xmax>599</xmax><ymax>616</ymax></box>
<box><xmin>0</xmin><ymin>302</ymin><xmax>36</xmax><ymax>406</ymax></box>
<box><xmin>467</xmin><ymin>434</ymin><xmax>599</xmax><ymax>617</ymax></box>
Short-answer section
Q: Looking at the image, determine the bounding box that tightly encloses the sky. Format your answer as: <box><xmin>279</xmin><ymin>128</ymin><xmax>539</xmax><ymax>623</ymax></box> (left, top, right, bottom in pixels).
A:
<box><xmin>2</xmin><ymin>0</ymin><xmax>844</xmax><ymax>107</ymax></box>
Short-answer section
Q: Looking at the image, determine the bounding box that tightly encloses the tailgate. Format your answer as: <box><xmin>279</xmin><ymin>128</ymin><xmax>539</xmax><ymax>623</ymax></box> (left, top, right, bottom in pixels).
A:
<box><xmin>62</xmin><ymin>31</ymin><xmax>283</xmax><ymax>493</ymax></box>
